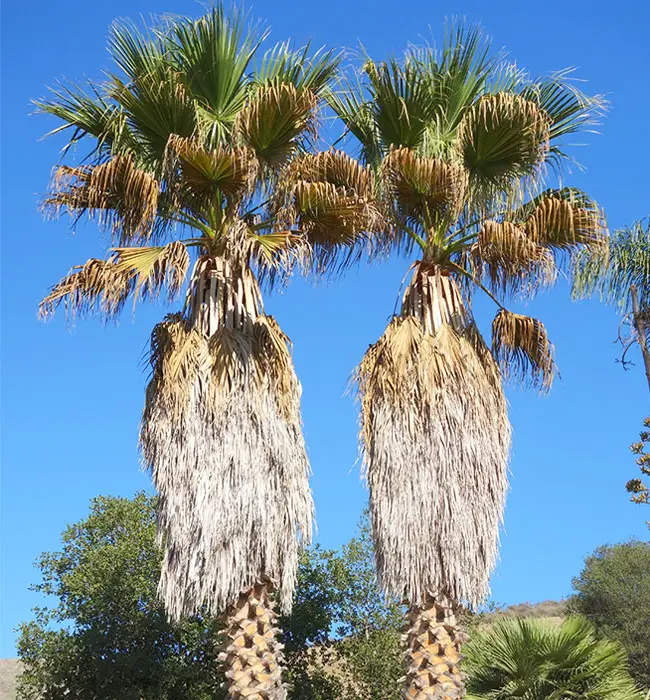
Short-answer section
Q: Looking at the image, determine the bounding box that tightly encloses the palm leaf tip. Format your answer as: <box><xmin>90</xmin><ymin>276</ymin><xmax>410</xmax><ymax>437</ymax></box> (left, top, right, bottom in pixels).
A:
<box><xmin>491</xmin><ymin>309</ymin><xmax>555</xmax><ymax>391</ymax></box>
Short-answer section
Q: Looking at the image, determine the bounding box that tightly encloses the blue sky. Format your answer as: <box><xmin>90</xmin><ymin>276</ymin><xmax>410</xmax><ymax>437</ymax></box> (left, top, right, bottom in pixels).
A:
<box><xmin>2</xmin><ymin>0</ymin><xmax>649</xmax><ymax>657</ymax></box>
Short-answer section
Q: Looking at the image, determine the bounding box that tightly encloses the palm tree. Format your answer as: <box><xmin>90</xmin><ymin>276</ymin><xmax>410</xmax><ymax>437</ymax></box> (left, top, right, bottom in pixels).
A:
<box><xmin>573</xmin><ymin>220</ymin><xmax>650</xmax><ymax>391</ymax></box>
<box><xmin>36</xmin><ymin>9</ymin><xmax>346</xmax><ymax>698</ymax></box>
<box><xmin>326</xmin><ymin>27</ymin><xmax>606</xmax><ymax>698</ymax></box>
<box><xmin>465</xmin><ymin>616</ymin><xmax>642</xmax><ymax>700</ymax></box>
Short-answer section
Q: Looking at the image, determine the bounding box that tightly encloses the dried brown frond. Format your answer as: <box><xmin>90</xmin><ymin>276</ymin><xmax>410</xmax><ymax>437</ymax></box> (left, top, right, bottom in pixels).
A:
<box><xmin>382</xmin><ymin>147</ymin><xmax>468</xmax><ymax>224</ymax></box>
<box><xmin>166</xmin><ymin>134</ymin><xmax>259</xmax><ymax>202</ymax></box>
<box><xmin>472</xmin><ymin>221</ymin><xmax>557</xmax><ymax>294</ymax></box>
<box><xmin>524</xmin><ymin>196</ymin><xmax>606</xmax><ymax>251</ymax></box>
<box><xmin>457</xmin><ymin>93</ymin><xmax>551</xmax><ymax>182</ymax></box>
<box><xmin>38</xmin><ymin>258</ymin><xmax>134</xmax><ymax>320</ymax></box>
<box><xmin>141</xmin><ymin>261</ymin><xmax>311</xmax><ymax>619</ymax></box>
<box><xmin>284</xmin><ymin>150</ymin><xmax>376</xmax><ymax>202</ymax></box>
<box><xmin>281</xmin><ymin>180</ymin><xmax>379</xmax><ymax>247</ymax></box>
<box><xmin>235</xmin><ymin>83</ymin><xmax>317</xmax><ymax>167</ymax></box>
<box><xmin>491</xmin><ymin>309</ymin><xmax>555</xmax><ymax>391</ymax></box>
<box><xmin>39</xmin><ymin>242</ymin><xmax>190</xmax><ymax>320</ymax></box>
<box><xmin>355</xmin><ymin>307</ymin><xmax>510</xmax><ymax>608</ymax></box>
<box><xmin>46</xmin><ymin>155</ymin><xmax>159</xmax><ymax>244</ymax></box>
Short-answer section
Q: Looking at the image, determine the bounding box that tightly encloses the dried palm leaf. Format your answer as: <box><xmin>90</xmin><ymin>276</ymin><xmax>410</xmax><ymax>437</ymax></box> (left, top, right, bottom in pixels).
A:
<box><xmin>472</xmin><ymin>220</ymin><xmax>557</xmax><ymax>294</ymax></box>
<box><xmin>235</xmin><ymin>83</ymin><xmax>317</xmax><ymax>166</ymax></box>
<box><xmin>283</xmin><ymin>149</ymin><xmax>376</xmax><ymax>202</ymax></box>
<box><xmin>356</xmin><ymin>315</ymin><xmax>510</xmax><ymax>608</ymax></box>
<box><xmin>356</xmin><ymin>267</ymin><xmax>510</xmax><ymax>608</ymax></box>
<box><xmin>46</xmin><ymin>155</ymin><xmax>159</xmax><ymax>244</ymax></box>
<box><xmin>382</xmin><ymin>147</ymin><xmax>468</xmax><ymax>225</ymax></box>
<box><xmin>491</xmin><ymin>309</ymin><xmax>555</xmax><ymax>391</ymax></box>
<box><xmin>166</xmin><ymin>134</ymin><xmax>259</xmax><ymax>202</ymax></box>
<box><xmin>457</xmin><ymin>93</ymin><xmax>551</xmax><ymax>184</ymax></box>
<box><xmin>39</xmin><ymin>258</ymin><xmax>135</xmax><ymax>319</ymax></box>
<box><xmin>39</xmin><ymin>242</ymin><xmax>190</xmax><ymax>320</ymax></box>
<box><xmin>524</xmin><ymin>195</ymin><xmax>605</xmax><ymax>251</ymax></box>
<box><xmin>141</xmin><ymin>262</ymin><xmax>311</xmax><ymax>619</ymax></box>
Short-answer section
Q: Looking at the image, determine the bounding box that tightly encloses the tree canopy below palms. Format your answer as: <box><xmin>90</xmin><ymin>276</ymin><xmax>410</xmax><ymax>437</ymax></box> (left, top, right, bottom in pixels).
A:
<box><xmin>35</xmin><ymin>8</ymin><xmax>359</xmax><ymax>698</ymax></box>
<box><xmin>317</xmin><ymin>25</ymin><xmax>607</xmax><ymax>698</ymax></box>
<box><xmin>465</xmin><ymin>616</ymin><xmax>642</xmax><ymax>700</ymax></box>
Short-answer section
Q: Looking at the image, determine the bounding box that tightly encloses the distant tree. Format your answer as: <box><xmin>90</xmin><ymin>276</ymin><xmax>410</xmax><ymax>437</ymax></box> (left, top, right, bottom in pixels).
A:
<box><xmin>570</xmin><ymin>540</ymin><xmax>650</xmax><ymax>689</ymax></box>
<box><xmin>465</xmin><ymin>616</ymin><xmax>642</xmax><ymax>700</ymax></box>
<box><xmin>626</xmin><ymin>417</ymin><xmax>650</xmax><ymax>524</ymax></box>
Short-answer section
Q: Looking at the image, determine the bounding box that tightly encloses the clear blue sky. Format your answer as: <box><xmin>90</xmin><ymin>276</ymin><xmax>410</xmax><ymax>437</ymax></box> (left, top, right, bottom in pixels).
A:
<box><xmin>2</xmin><ymin>0</ymin><xmax>649</xmax><ymax>657</ymax></box>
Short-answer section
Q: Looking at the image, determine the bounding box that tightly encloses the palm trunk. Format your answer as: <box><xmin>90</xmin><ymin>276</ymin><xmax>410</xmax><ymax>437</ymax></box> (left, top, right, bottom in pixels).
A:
<box><xmin>630</xmin><ymin>285</ymin><xmax>650</xmax><ymax>392</ymax></box>
<box><xmin>220</xmin><ymin>582</ymin><xmax>287</xmax><ymax>700</ymax></box>
<box><xmin>403</xmin><ymin>594</ymin><xmax>467</xmax><ymax>700</ymax></box>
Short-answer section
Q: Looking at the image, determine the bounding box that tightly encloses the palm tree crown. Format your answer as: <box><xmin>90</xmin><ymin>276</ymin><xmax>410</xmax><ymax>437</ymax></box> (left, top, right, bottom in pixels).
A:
<box><xmin>37</xmin><ymin>8</ymin><xmax>343</xmax><ymax>622</ymax></box>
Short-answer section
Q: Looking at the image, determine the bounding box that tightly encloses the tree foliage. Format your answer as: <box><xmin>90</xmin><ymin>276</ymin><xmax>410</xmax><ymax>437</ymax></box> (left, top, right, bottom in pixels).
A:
<box><xmin>626</xmin><ymin>417</ymin><xmax>650</xmax><ymax>523</ymax></box>
<box><xmin>17</xmin><ymin>494</ymin><xmax>402</xmax><ymax>700</ymax></box>
<box><xmin>570</xmin><ymin>540</ymin><xmax>650</xmax><ymax>689</ymax></box>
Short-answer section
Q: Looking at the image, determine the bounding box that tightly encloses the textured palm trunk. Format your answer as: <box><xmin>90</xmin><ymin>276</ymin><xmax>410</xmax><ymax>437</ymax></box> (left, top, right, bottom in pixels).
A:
<box><xmin>220</xmin><ymin>582</ymin><xmax>287</xmax><ymax>699</ymax></box>
<box><xmin>189</xmin><ymin>258</ymin><xmax>288</xmax><ymax>698</ymax></box>
<box><xmin>402</xmin><ymin>595</ymin><xmax>467</xmax><ymax>700</ymax></box>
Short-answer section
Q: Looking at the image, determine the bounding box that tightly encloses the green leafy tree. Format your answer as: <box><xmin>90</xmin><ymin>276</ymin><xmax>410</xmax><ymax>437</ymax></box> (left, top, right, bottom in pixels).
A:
<box><xmin>17</xmin><ymin>496</ymin><xmax>402</xmax><ymax>700</ymax></box>
<box><xmin>35</xmin><ymin>8</ymin><xmax>347</xmax><ymax>697</ymax></box>
<box><xmin>570</xmin><ymin>541</ymin><xmax>650</xmax><ymax>689</ymax></box>
<box><xmin>626</xmin><ymin>417</ymin><xmax>650</xmax><ymax>523</ymax></box>
<box><xmin>17</xmin><ymin>493</ymin><xmax>222</xmax><ymax>700</ymax></box>
<box><xmin>327</xmin><ymin>24</ymin><xmax>605</xmax><ymax>697</ymax></box>
<box><xmin>465</xmin><ymin>616</ymin><xmax>642</xmax><ymax>700</ymax></box>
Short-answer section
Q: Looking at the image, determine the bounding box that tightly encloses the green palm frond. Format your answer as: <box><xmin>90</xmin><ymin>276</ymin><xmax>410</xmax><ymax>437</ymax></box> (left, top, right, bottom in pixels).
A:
<box><xmin>33</xmin><ymin>81</ymin><xmax>134</xmax><ymax>159</ymax></box>
<box><xmin>255</xmin><ymin>41</ymin><xmax>341</xmax><ymax>94</ymax></box>
<box><xmin>465</xmin><ymin>616</ymin><xmax>642</xmax><ymax>700</ymax></box>
<box><xmin>171</xmin><ymin>7</ymin><xmax>263</xmax><ymax>145</ymax></box>
<box><xmin>235</xmin><ymin>83</ymin><xmax>317</xmax><ymax>167</ymax></box>
<box><xmin>574</xmin><ymin>219</ymin><xmax>650</xmax><ymax>311</ymax></box>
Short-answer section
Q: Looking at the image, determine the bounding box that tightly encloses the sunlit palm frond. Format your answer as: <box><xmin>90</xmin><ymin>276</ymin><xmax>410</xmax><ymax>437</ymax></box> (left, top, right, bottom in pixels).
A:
<box><xmin>235</xmin><ymin>83</ymin><xmax>317</xmax><ymax>167</ymax></box>
<box><xmin>465</xmin><ymin>616</ymin><xmax>642</xmax><ymax>700</ymax></box>
<box><xmin>45</xmin><ymin>155</ymin><xmax>160</xmax><ymax>244</ymax></box>
<box><xmin>383</xmin><ymin>147</ymin><xmax>468</xmax><ymax>228</ymax></box>
<box><xmin>33</xmin><ymin>81</ymin><xmax>134</xmax><ymax>160</ymax></box>
<box><xmin>167</xmin><ymin>134</ymin><xmax>258</xmax><ymax>203</ymax></box>
<box><xmin>523</xmin><ymin>190</ymin><xmax>606</xmax><ymax>252</ymax></box>
<box><xmin>491</xmin><ymin>309</ymin><xmax>555</xmax><ymax>391</ymax></box>
<box><xmin>520</xmin><ymin>69</ymin><xmax>606</xmax><ymax>168</ymax></box>
<box><xmin>456</xmin><ymin>93</ymin><xmax>551</xmax><ymax>192</ymax></box>
<box><xmin>363</xmin><ymin>56</ymin><xmax>436</xmax><ymax>151</ymax></box>
<box><xmin>170</xmin><ymin>7</ymin><xmax>263</xmax><ymax>146</ymax></box>
<box><xmin>255</xmin><ymin>41</ymin><xmax>340</xmax><ymax>95</ymax></box>
<box><xmin>472</xmin><ymin>220</ymin><xmax>557</xmax><ymax>294</ymax></box>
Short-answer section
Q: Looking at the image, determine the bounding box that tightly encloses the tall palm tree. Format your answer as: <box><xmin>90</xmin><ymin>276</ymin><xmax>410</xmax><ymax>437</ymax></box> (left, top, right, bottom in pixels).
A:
<box><xmin>324</xmin><ymin>27</ymin><xmax>606</xmax><ymax>698</ymax></box>
<box><xmin>573</xmin><ymin>220</ymin><xmax>650</xmax><ymax>391</ymax></box>
<box><xmin>36</xmin><ymin>9</ymin><xmax>347</xmax><ymax>698</ymax></box>
<box><xmin>465</xmin><ymin>616</ymin><xmax>642</xmax><ymax>700</ymax></box>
